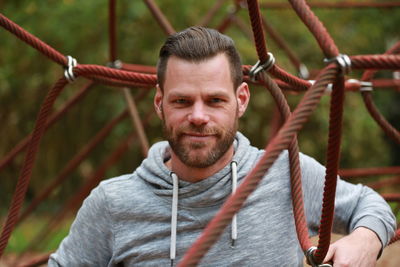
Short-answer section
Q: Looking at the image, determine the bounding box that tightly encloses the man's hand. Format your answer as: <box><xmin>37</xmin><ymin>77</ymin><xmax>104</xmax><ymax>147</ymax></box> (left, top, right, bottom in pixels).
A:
<box><xmin>322</xmin><ymin>227</ymin><xmax>382</xmax><ymax>267</ymax></box>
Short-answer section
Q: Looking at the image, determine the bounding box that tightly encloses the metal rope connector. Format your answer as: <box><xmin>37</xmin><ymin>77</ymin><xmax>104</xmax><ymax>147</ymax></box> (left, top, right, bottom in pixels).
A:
<box><xmin>324</xmin><ymin>54</ymin><xmax>351</xmax><ymax>76</ymax></box>
<box><xmin>64</xmin><ymin>55</ymin><xmax>78</xmax><ymax>83</ymax></box>
<box><xmin>249</xmin><ymin>52</ymin><xmax>275</xmax><ymax>82</ymax></box>
<box><xmin>107</xmin><ymin>59</ymin><xmax>122</xmax><ymax>69</ymax></box>
<box><xmin>299</xmin><ymin>63</ymin><xmax>310</xmax><ymax>79</ymax></box>
<box><xmin>347</xmin><ymin>79</ymin><xmax>373</xmax><ymax>92</ymax></box>
<box><xmin>305</xmin><ymin>246</ymin><xmax>333</xmax><ymax>267</ymax></box>
<box><xmin>308</xmin><ymin>80</ymin><xmax>332</xmax><ymax>95</ymax></box>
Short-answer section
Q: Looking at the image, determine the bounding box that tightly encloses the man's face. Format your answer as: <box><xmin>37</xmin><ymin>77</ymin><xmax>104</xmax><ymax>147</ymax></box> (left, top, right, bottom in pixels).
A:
<box><xmin>154</xmin><ymin>53</ymin><xmax>249</xmax><ymax>168</ymax></box>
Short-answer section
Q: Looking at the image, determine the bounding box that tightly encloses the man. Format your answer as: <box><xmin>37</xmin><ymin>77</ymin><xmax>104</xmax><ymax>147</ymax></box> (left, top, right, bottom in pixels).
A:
<box><xmin>49</xmin><ymin>27</ymin><xmax>396</xmax><ymax>266</ymax></box>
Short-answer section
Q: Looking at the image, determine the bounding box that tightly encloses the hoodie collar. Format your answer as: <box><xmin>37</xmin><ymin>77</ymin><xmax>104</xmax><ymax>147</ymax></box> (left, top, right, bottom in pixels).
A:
<box><xmin>136</xmin><ymin>132</ymin><xmax>259</xmax><ymax>208</ymax></box>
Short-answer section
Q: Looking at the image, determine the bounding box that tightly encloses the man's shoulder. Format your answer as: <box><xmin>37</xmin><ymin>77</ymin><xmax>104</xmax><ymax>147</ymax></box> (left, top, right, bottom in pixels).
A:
<box><xmin>96</xmin><ymin>173</ymin><xmax>141</xmax><ymax>197</ymax></box>
<box><xmin>99</xmin><ymin>173</ymin><xmax>134</xmax><ymax>187</ymax></box>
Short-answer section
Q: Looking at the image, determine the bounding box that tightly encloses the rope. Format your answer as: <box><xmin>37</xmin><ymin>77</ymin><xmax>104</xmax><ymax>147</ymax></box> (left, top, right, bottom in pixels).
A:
<box><xmin>178</xmin><ymin>64</ymin><xmax>339</xmax><ymax>266</ymax></box>
<box><xmin>0</xmin><ymin>82</ymin><xmax>93</xmax><ymax>175</ymax></box>
<box><xmin>0</xmin><ymin>0</ymin><xmax>399</xmax><ymax>261</ymax></box>
<box><xmin>339</xmin><ymin>166</ymin><xmax>400</xmax><ymax>178</ymax></box>
<box><xmin>143</xmin><ymin>0</ymin><xmax>176</xmax><ymax>35</ymax></box>
<box><xmin>258</xmin><ymin>71</ymin><xmax>312</xmax><ymax>252</ymax></box>
<box><xmin>359</xmin><ymin>42</ymin><xmax>400</xmax><ymax>145</ymax></box>
<box><xmin>0</xmin><ymin>77</ymin><xmax>69</xmax><ymax>257</ymax></box>
<box><xmin>16</xmin><ymin>109</ymin><xmax>130</xmax><ymax>225</ymax></box>
<box><xmin>313</xmin><ymin>75</ymin><xmax>346</xmax><ymax>263</ymax></box>
<box><xmin>0</xmin><ymin>13</ymin><xmax>67</xmax><ymax>66</ymax></box>
<box><xmin>288</xmin><ymin>0</ymin><xmax>339</xmax><ymax>59</ymax></box>
<box><xmin>108</xmin><ymin>0</ymin><xmax>118</xmax><ymax>63</ymax></box>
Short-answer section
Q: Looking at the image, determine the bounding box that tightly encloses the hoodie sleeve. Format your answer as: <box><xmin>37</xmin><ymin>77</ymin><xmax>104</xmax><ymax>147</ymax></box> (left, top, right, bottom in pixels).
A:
<box><xmin>300</xmin><ymin>153</ymin><xmax>396</xmax><ymax>247</ymax></box>
<box><xmin>48</xmin><ymin>185</ymin><xmax>114</xmax><ymax>266</ymax></box>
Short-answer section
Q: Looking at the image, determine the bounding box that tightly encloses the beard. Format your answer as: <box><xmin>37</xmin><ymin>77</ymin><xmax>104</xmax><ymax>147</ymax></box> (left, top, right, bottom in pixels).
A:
<box><xmin>162</xmin><ymin>114</ymin><xmax>238</xmax><ymax>168</ymax></box>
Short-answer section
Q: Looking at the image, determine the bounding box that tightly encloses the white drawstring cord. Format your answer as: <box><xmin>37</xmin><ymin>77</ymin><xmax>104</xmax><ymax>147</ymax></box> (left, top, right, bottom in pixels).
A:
<box><xmin>169</xmin><ymin>161</ymin><xmax>238</xmax><ymax>265</ymax></box>
<box><xmin>170</xmin><ymin>172</ymin><xmax>179</xmax><ymax>266</ymax></box>
<box><xmin>231</xmin><ymin>161</ymin><xmax>238</xmax><ymax>247</ymax></box>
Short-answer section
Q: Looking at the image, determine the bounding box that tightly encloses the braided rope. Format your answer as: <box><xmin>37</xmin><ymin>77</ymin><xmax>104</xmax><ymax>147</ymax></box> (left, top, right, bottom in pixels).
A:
<box><xmin>313</xmin><ymin>75</ymin><xmax>346</xmax><ymax>263</ymax></box>
<box><xmin>0</xmin><ymin>81</ymin><xmax>94</xmax><ymax>173</ymax></box>
<box><xmin>258</xmin><ymin>71</ymin><xmax>312</xmax><ymax>252</ymax></box>
<box><xmin>0</xmin><ymin>13</ymin><xmax>67</xmax><ymax>66</ymax></box>
<box><xmin>16</xmin><ymin>109</ymin><xmax>130</xmax><ymax>225</ymax></box>
<box><xmin>0</xmin><ymin>77</ymin><xmax>69</xmax><ymax>256</ymax></box>
<box><xmin>288</xmin><ymin>0</ymin><xmax>339</xmax><ymax>58</ymax></box>
<box><xmin>246</xmin><ymin>0</ymin><xmax>269</xmax><ymax>62</ymax></box>
<box><xmin>0</xmin><ymin>0</ymin><xmax>399</xmax><ymax>261</ymax></box>
<box><xmin>359</xmin><ymin>43</ymin><xmax>400</xmax><ymax>145</ymax></box>
<box><xmin>178</xmin><ymin>64</ymin><xmax>338</xmax><ymax>266</ymax></box>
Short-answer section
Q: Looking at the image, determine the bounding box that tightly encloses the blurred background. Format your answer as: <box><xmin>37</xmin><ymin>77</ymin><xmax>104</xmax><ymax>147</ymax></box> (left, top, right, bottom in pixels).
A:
<box><xmin>0</xmin><ymin>0</ymin><xmax>399</xmax><ymax>265</ymax></box>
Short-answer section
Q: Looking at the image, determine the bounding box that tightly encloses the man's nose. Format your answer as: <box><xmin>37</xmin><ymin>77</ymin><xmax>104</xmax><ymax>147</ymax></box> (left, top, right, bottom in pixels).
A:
<box><xmin>188</xmin><ymin>102</ymin><xmax>210</xmax><ymax>125</ymax></box>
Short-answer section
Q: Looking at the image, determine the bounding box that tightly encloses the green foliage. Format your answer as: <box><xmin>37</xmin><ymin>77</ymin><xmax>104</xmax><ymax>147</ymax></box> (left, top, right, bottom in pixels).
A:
<box><xmin>1</xmin><ymin>0</ymin><xmax>400</xmax><ymax>253</ymax></box>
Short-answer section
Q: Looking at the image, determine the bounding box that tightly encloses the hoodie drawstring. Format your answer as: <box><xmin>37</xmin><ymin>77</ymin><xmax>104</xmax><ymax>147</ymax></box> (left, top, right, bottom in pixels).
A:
<box><xmin>230</xmin><ymin>161</ymin><xmax>238</xmax><ymax>247</ymax></box>
<box><xmin>169</xmin><ymin>161</ymin><xmax>238</xmax><ymax>265</ymax></box>
<box><xmin>170</xmin><ymin>172</ymin><xmax>179</xmax><ymax>267</ymax></box>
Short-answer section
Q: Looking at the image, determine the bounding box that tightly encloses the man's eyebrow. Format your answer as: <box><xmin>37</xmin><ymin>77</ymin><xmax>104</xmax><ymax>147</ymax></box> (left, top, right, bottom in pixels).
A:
<box><xmin>167</xmin><ymin>92</ymin><xmax>189</xmax><ymax>98</ymax></box>
<box><xmin>207</xmin><ymin>92</ymin><xmax>230</xmax><ymax>98</ymax></box>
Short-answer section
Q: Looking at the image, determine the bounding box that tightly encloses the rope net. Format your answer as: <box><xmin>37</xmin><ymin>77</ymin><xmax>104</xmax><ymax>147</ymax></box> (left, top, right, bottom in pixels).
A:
<box><xmin>0</xmin><ymin>0</ymin><xmax>399</xmax><ymax>266</ymax></box>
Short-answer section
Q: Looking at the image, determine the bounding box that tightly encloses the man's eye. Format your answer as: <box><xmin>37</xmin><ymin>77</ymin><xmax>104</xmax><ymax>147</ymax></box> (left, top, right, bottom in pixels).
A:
<box><xmin>210</xmin><ymin>98</ymin><xmax>223</xmax><ymax>103</ymax></box>
<box><xmin>174</xmin><ymin>99</ymin><xmax>187</xmax><ymax>104</ymax></box>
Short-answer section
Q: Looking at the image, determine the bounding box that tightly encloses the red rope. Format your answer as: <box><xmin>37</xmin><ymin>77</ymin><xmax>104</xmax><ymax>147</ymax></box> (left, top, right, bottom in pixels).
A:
<box><xmin>288</xmin><ymin>0</ymin><xmax>339</xmax><ymax>58</ymax></box>
<box><xmin>246</xmin><ymin>0</ymin><xmax>269</xmax><ymax>61</ymax></box>
<box><xmin>0</xmin><ymin>13</ymin><xmax>67</xmax><ymax>66</ymax></box>
<box><xmin>143</xmin><ymin>0</ymin><xmax>176</xmax><ymax>35</ymax></box>
<box><xmin>23</xmin><ymin>132</ymin><xmax>138</xmax><ymax>253</ymax></box>
<box><xmin>108</xmin><ymin>0</ymin><xmax>118</xmax><ymax>63</ymax></box>
<box><xmin>75</xmin><ymin>64</ymin><xmax>157</xmax><ymax>85</ymax></box>
<box><xmin>359</xmin><ymin>42</ymin><xmax>400</xmax><ymax>145</ymax></box>
<box><xmin>178</xmin><ymin>64</ymin><xmax>338</xmax><ymax>266</ymax></box>
<box><xmin>261</xmin><ymin>17</ymin><xmax>302</xmax><ymax>70</ymax></box>
<box><xmin>0</xmin><ymin>81</ymin><xmax>94</xmax><ymax>173</ymax></box>
<box><xmin>259</xmin><ymin>1</ymin><xmax>400</xmax><ymax>9</ymax></box>
<box><xmin>0</xmin><ymin>77</ymin><xmax>68</xmax><ymax>257</ymax></box>
<box><xmin>314</xmin><ymin>75</ymin><xmax>346</xmax><ymax>263</ymax></box>
<box><xmin>258</xmin><ymin>72</ymin><xmax>312</xmax><ymax>252</ymax></box>
<box><xmin>16</xmin><ymin>109</ymin><xmax>130</xmax><ymax>225</ymax></box>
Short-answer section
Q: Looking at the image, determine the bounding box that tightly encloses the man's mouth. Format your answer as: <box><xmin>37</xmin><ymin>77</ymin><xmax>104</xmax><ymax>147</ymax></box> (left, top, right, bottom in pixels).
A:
<box><xmin>182</xmin><ymin>132</ymin><xmax>216</xmax><ymax>141</ymax></box>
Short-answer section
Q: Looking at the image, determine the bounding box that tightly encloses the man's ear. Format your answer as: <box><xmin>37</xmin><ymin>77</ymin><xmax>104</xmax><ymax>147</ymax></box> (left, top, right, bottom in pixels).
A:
<box><xmin>154</xmin><ymin>84</ymin><xmax>163</xmax><ymax>119</ymax></box>
<box><xmin>236</xmin><ymin>82</ymin><xmax>250</xmax><ymax>118</ymax></box>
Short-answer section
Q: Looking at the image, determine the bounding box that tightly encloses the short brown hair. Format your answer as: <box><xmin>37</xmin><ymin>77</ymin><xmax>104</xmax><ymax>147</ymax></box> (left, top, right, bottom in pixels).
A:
<box><xmin>157</xmin><ymin>26</ymin><xmax>242</xmax><ymax>90</ymax></box>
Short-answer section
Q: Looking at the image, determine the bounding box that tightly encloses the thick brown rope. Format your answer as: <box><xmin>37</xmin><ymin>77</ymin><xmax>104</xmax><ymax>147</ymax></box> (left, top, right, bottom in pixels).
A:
<box><xmin>16</xmin><ymin>109</ymin><xmax>130</xmax><ymax>225</ymax></box>
<box><xmin>258</xmin><ymin>71</ymin><xmax>312</xmax><ymax>252</ymax></box>
<box><xmin>0</xmin><ymin>77</ymin><xmax>68</xmax><ymax>257</ymax></box>
<box><xmin>0</xmin><ymin>81</ymin><xmax>94</xmax><ymax>173</ymax></box>
<box><xmin>0</xmin><ymin>13</ymin><xmax>67</xmax><ymax>66</ymax></box>
<box><xmin>178</xmin><ymin>64</ymin><xmax>338</xmax><ymax>266</ymax></box>
<box><xmin>288</xmin><ymin>0</ymin><xmax>339</xmax><ymax>58</ymax></box>
<box><xmin>314</xmin><ymin>75</ymin><xmax>346</xmax><ymax>263</ymax></box>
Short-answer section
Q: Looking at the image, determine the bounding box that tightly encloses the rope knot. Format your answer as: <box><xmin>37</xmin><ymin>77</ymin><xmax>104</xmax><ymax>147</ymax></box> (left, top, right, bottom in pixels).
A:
<box><xmin>249</xmin><ymin>52</ymin><xmax>275</xmax><ymax>81</ymax></box>
<box><xmin>64</xmin><ymin>55</ymin><xmax>78</xmax><ymax>83</ymax></box>
<box><xmin>324</xmin><ymin>54</ymin><xmax>351</xmax><ymax>75</ymax></box>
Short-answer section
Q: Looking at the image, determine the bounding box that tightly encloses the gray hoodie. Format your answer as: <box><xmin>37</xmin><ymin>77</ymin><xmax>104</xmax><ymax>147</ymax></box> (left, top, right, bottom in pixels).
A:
<box><xmin>49</xmin><ymin>132</ymin><xmax>396</xmax><ymax>266</ymax></box>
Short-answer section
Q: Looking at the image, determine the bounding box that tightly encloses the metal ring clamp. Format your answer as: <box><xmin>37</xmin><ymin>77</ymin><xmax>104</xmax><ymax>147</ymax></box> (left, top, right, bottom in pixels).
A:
<box><xmin>107</xmin><ymin>59</ymin><xmax>122</xmax><ymax>69</ymax></box>
<box><xmin>64</xmin><ymin>55</ymin><xmax>78</xmax><ymax>83</ymax></box>
<box><xmin>305</xmin><ymin>246</ymin><xmax>333</xmax><ymax>267</ymax></box>
<box><xmin>249</xmin><ymin>52</ymin><xmax>275</xmax><ymax>82</ymax></box>
<box><xmin>324</xmin><ymin>54</ymin><xmax>351</xmax><ymax>75</ymax></box>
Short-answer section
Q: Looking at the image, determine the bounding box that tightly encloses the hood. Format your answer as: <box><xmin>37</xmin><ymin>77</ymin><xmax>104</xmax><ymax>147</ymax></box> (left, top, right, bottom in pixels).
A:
<box><xmin>136</xmin><ymin>132</ymin><xmax>260</xmax><ymax>208</ymax></box>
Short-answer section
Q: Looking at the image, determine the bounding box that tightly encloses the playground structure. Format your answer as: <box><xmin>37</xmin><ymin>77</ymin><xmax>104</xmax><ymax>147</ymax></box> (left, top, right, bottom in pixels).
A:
<box><xmin>0</xmin><ymin>0</ymin><xmax>400</xmax><ymax>266</ymax></box>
